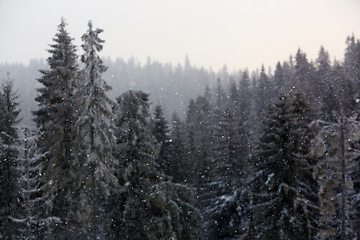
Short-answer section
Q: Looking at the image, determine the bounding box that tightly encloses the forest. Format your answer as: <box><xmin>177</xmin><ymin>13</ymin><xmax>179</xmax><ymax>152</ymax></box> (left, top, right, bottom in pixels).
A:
<box><xmin>1</xmin><ymin>18</ymin><xmax>360</xmax><ymax>239</ymax></box>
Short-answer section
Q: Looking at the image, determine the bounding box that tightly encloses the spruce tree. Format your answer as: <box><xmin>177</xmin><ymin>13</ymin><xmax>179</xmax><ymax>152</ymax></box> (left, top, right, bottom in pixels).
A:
<box><xmin>315</xmin><ymin>46</ymin><xmax>331</xmax><ymax>105</ymax></box>
<box><xmin>251</xmin><ymin>92</ymin><xmax>319</xmax><ymax>240</ymax></box>
<box><xmin>0</xmin><ymin>74</ymin><xmax>20</xmax><ymax>238</ymax></box>
<box><xmin>32</xmin><ymin>18</ymin><xmax>78</xmax><ymax>236</ymax></box>
<box><xmin>204</xmin><ymin>100</ymin><xmax>250</xmax><ymax>240</ymax></box>
<box><xmin>152</xmin><ymin>105</ymin><xmax>171</xmax><ymax>175</ymax></box>
<box><xmin>344</xmin><ymin>35</ymin><xmax>360</xmax><ymax>94</ymax></box>
<box><xmin>238</xmin><ymin>70</ymin><xmax>251</xmax><ymax>122</ymax></box>
<box><xmin>294</xmin><ymin>49</ymin><xmax>316</xmax><ymax>103</ymax></box>
<box><xmin>109</xmin><ymin>90</ymin><xmax>201</xmax><ymax>240</ymax></box>
<box><xmin>313</xmin><ymin>65</ymin><xmax>358</xmax><ymax>239</ymax></box>
<box><xmin>256</xmin><ymin>65</ymin><xmax>271</xmax><ymax>116</ymax></box>
<box><xmin>273</xmin><ymin>62</ymin><xmax>283</xmax><ymax>93</ymax></box>
<box><xmin>72</xmin><ymin>20</ymin><xmax>116</xmax><ymax>239</ymax></box>
<box><xmin>184</xmin><ymin>95</ymin><xmax>214</xmax><ymax>194</ymax></box>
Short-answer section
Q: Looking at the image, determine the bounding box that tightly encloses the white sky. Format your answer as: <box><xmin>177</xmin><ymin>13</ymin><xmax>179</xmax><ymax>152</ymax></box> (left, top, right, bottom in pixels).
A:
<box><xmin>0</xmin><ymin>0</ymin><xmax>359</xmax><ymax>72</ymax></box>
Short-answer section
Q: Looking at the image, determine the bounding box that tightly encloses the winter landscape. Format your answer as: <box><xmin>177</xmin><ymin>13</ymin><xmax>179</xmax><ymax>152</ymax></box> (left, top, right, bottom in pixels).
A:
<box><xmin>1</xmin><ymin>1</ymin><xmax>360</xmax><ymax>240</ymax></box>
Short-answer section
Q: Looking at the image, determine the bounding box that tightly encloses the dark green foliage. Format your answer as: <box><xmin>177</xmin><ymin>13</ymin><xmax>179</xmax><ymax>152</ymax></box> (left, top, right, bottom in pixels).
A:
<box><xmin>0</xmin><ymin>75</ymin><xmax>20</xmax><ymax>238</ymax></box>
<box><xmin>256</xmin><ymin>65</ymin><xmax>271</xmax><ymax>115</ymax></box>
<box><xmin>238</xmin><ymin>70</ymin><xmax>252</xmax><ymax>122</ymax></box>
<box><xmin>109</xmin><ymin>90</ymin><xmax>201</xmax><ymax>240</ymax></box>
<box><xmin>204</xmin><ymin>100</ymin><xmax>250</xmax><ymax>240</ymax></box>
<box><xmin>294</xmin><ymin>49</ymin><xmax>317</xmax><ymax>103</ymax></box>
<box><xmin>152</xmin><ymin>105</ymin><xmax>171</xmax><ymax>175</ymax></box>
<box><xmin>274</xmin><ymin>62</ymin><xmax>286</xmax><ymax>95</ymax></box>
<box><xmin>72</xmin><ymin>21</ymin><xmax>116</xmax><ymax>239</ymax></box>
<box><xmin>315</xmin><ymin>46</ymin><xmax>331</xmax><ymax>102</ymax></box>
<box><xmin>185</xmin><ymin>95</ymin><xmax>214</xmax><ymax>194</ymax></box>
<box><xmin>251</xmin><ymin>92</ymin><xmax>319</xmax><ymax>240</ymax></box>
<box><xmin>321</xmin><ymin>62</ymin><xmax>357</xmax><ymax>122</ymax></box>
<box><xmin>32</xmin><ymin>18</ymin><xmax>79</xmax><ymax>236</ymax></box>
<box><xmin>344</xmin><ymin>36</ymin><xmax>360</xmax><ymax>94</ymax></box>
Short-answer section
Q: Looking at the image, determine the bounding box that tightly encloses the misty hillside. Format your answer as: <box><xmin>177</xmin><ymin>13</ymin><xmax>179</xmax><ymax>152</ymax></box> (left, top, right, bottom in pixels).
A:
<box><xmin>0</xmin><ymin>55</ymin><xmax>234</xmax><ymax>126</ymax></box>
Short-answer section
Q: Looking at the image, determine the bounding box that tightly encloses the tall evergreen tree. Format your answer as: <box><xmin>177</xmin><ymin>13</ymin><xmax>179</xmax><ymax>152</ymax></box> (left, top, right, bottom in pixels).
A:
<box><xmin>238</xmin><ymin>70</ymin><xmax>256</xmax><ymax>148</ymax></box>
<box><xmin>109</xmin><ymin>90</ymin><xmax>201</xmax><ymax>240</ymax></box>
<box><xmin>204</xmin><ymin>99</ymin><xmax>250</xmax><ymax>240</ymax></box>
<box><xmin>313</xmin><ymin>65</ymin><xmax>358</xmax><ymax>239</ymax></box>
<box><xmin>273</xmin><ymin>62</ymin><xmax>284</xmax><ymax>91</ymax></box>
<box><xmin>152</xmin><ymin>105</ymin><xmax>171</xmax><ymax>175</ymax></box>
<box><xmin>294</xmin><ymin>49</ymin><xmax>316</xmax><ymax>103</ymax></box>
<box><xmin>344</xmin><ymin>35</ymin><xmax>360</xmax><ymax>94</ymax></box>
<box><xmin>229</xmin><ymin>79</ymin><xmax>240</xmax><ymax>117</ymax></box>
<box><xmin>32</xmin><ymin>18</ymin><xmax>78</xmax><ymax>237</ymax></box>
<box><xmin>185</xmin><ymin>95</ymin><xmax>214</xmax><ymax>193</ymax></box>
<box><xmin>315</xmin><ymin>46</ymin><xmax>331</xmax><ymax>104</ymax></box>
<box><xmin>255</xmin><ymin>65</ymin><xmax>271</xmax><ymax>117</ymax></box>
<box><xmin>0</xmin><ymin>74</ymin><xmax>21</xmax><ymax>238</ymax></box>
<box><xmin>251</xmin><ymin>92</ymin><xmax>319</xmax><ymax>240</ymax></box>
<box><xmin>238</xmin><ymin>70</ymin><xmax>251</xmax><ymax>122</ymax></box>
<box><xmin>72</xmin><ymin>21</ymin><xmax>117</xmax><ymax>239</ymax></box>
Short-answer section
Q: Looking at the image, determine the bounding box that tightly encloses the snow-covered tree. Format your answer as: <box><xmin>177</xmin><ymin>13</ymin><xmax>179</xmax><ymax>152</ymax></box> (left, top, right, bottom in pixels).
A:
<box><xmin>109</xmin><ymin>90</ymin><xmax>201</xmax><ymax>240</ymax></box>
<box><xmin>0</xmin><ymin>74</ymin><xmax>21</xmax><ymax>238</ymax></box>
<box><xmin>11</xmin><ymin>128</ymin><xmax>60</xmax><ymax>239</ymax></box>
<box><xmin>71</xmin><ymin>20</ymin><xmax>117</xmax><ymax>239</ymax></box>
<box><xmin>312</xmin><ymin>67</ymin><xmax>359</xmax><ymax>239</ymax></box>
<box><xmin>184</xmin><ymin>95</ymin><xmax>214</xmax><ymax>191</ymax></box>
<box><xmin>251</xmin><ymin>92</ymin><xmax>319</xmax><ymax>240</ymax></box>
<box><xmin>204</xmin><ymin>99</ymin><xmax>250</xmax><ymax>240</ymax></box>
<box><xmin>32</xmin><ymin>18</ymin><xmax>79</xmax><ymax>236</ymax></box>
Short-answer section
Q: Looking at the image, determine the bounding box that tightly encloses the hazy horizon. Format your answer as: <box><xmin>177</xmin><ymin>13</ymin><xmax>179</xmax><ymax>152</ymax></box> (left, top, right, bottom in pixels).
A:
<box><xmin>1</xmin><ymin>0</ymin><xmax>360</xmax><ymax>73</ymax></box>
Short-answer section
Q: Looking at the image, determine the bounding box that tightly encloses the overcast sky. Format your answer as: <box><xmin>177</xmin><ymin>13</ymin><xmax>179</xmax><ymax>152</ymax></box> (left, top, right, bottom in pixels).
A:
<box><xmin>1</xmin><ymin>0</ymin><xmax>360</xmax><ymax>72</ymax></box>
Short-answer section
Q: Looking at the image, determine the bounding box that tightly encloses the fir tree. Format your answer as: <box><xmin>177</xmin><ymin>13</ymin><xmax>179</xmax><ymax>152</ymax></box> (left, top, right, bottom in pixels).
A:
<box><xmin>315</xmin><ymin>46</ymin><xmax>331</xmax><ymax>104</ymax></box>
<box><xmin>229</xmin><ymin>79</ymin><xmax>240</xmax><ymax>117</ymax></box>
<box><xmin>294</xmin><ymin>49</ymin><xmax>316</xmax><ymax>103</ymax></box>
<box><xmin>0</xmin><ymin>74</ymin><xmax>21</xmax><ymax>238</ymax></box>
<box><xmin>32</xmin><ymin>18</ymin><xmax>78</xmax><ymax>236</ymax></box>
<box><xmin>185</xmin><ymin>95</ymin><xmax>214</xmax><ymax>194</ymax></box>
<box><xmin>312</xmin><ymin>66</ymin><xmax>358</xmax><ymax>239</ymax></box>
<box><xmin>109</xmin><ymin>90</ymin><xmax>201</xmax><ymax>240</ymax></box>
<box><xmin>152</xmin><ymin>105</ymin><xmax>171</xmax><ymax>175</ymax></box>
<box><xmin>238</xmin><ymin>70</ymin><xmax>251</xmax><ymax>122</ymax></box>
<box><xmin>256</xmin><ymin>65</ymin><xmax>271</xmax><ymax>116</ymax></box>
<box><xmin>274</xmin><ymin>62</ymin><xmax>285</xmax><ymax>95</ymax></box>
<box><xmin>204</xmin><ymin>100</ymin><xmax>250</xmax><ymax>240</ymax></box>
<box><xmin>72</xmin><ymin>20</ymin><xmax>117</xmax><ymax>239</ymax></box>
<box><xmin>251</xmin><ymin>92</ymin><xmax>319</xmax><ymax>240</ymax></box>
<box><xmin>344</xmin><ymin>35</ymin><xmax>360</xmax><ymax>94</ymax></box>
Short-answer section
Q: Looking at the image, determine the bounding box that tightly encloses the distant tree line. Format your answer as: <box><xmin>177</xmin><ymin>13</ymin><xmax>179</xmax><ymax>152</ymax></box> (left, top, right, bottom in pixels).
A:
<box><xmin>0</xmin><ymin>18</ymin><xmax>360</xmax><ymax>239</ymax></box>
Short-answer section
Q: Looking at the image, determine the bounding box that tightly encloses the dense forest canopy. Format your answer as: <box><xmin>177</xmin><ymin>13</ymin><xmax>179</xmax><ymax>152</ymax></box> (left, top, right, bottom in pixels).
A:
<box><xmin>1</xmin><ymin>19</ymin><xmax>360</xmax><ymax>239</ymax></box>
